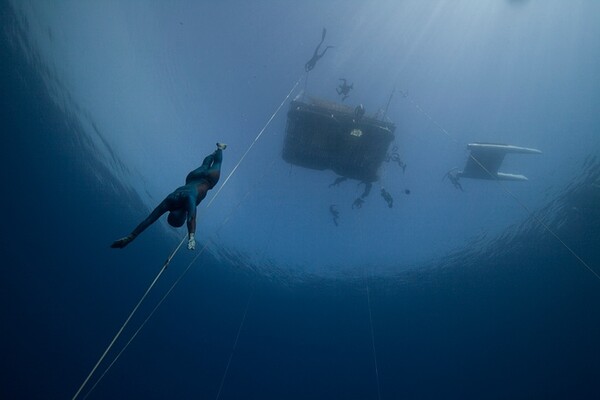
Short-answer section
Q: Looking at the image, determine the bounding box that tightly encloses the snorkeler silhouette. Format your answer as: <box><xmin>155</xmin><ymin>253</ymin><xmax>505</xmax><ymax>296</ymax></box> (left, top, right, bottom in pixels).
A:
<box><xmin>352</xmin><ymin>181</ymin><xmax>372</xmax><ymax>209</ymax></box>
<box><xmin>336</xmin><ymin>78</ymin><xmax>353</xmax><ymax>101</ymax></box>
<box><xmin>444</xmin><ymin>168</ymin><xmax>464</xmax><ymax>191</ymax></box>
<box><xmin>329</xmin><ymin>204</ymin><xmax>340</xmax><ymax>226</ymax></box>
<box><xmin>305</xmin><ymin>28</ymin><xmax>334</xmax><ymax>72</ymax></box>
<box><xmin>380</xmin><ymin>188</ymin><xmax>394</xmax><ymax>208</ymax></box>
<box><xmin>111</xmin><ymin>143</ymin><xmax>227</xmax><ymax>251</ymax></box>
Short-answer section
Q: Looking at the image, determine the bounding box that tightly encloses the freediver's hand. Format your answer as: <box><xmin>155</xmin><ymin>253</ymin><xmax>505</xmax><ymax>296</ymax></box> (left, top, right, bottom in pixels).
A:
<box><xmin>188</xmin><ymin>233</ymin><xmax>196</xmax><ymax>250</ymax></box>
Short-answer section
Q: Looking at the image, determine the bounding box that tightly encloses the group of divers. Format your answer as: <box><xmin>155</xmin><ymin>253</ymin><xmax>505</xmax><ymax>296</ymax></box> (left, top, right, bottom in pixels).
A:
<box><xmin>304</xmin><ymin>29</ymin><xmax>408</xmax><ymax>226</ymax></box>
<box><xmin>110</xmin><ymin>28</ymin><xmax>335</xmax><ymax>249</ymax></box>
<box><xmin>112</xmin><ymin>28</ymin><xmax>540</xmax><ymax>249</ymax></box>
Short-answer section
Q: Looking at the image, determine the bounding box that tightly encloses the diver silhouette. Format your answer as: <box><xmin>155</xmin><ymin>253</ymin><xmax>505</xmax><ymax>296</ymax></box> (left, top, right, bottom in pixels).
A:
<box><xmin>305</xmin><ymin>28</ymin><xmax>334</xmax><ymax>72</ymax></box>
<box><xmin>111</xmin><ymin>143</ymin><xmax>227</xmax><ymax>251</ymax></box>
<box><xmin>329</xmin><ymin>204</ymin><xmax>340</xmax><ymax>226</ymax></box>
<box><xmin>380</xmin><ymin>188</ymin><xmax>394</xmax><ymax>208</ymax></box>
<box><xmin>352</xmin><ymin>181</ymin><xmax>372</xmax><ymax>209</ymax></box>
<box><xmin>336</xmin><ymin>78</ymin><xmax>353</xmax><ymax>101</ymax></box>
<box><xmin>444</xmin><ymin>168</ymin><xmax>464</xmax><ymax>191</ymax></box>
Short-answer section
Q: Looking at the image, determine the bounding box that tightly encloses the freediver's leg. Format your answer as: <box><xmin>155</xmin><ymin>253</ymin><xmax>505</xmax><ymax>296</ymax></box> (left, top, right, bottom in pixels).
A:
<box><xmin>201</xmin><ymin>153</ymin><xmax>214</xmax><ymax>167</ymax></box>
<box><xmin>211</xmin><ymin>148</ymin><xmax>222</xmax><ymax>168</ymax></box>
<box><xmin>360</xmin><ymin>182</ymin><xmax>373</xmax><ymax>198</ymax></box>
<box><xmin>315</xmin><ymin>28</ymin><xmax>326</xmax><ymax>53</ymax></box>
<box><xmin>186</xmin><ymin>149</ymin><xmax>220</xmax><ymax>184</ymax></box>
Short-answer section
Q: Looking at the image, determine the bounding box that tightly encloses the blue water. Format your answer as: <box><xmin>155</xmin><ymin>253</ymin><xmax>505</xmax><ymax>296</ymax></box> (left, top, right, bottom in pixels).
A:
<box><xmin>2</xmin><ymin>1</ymin><xmax>600</xmax><ymax>399</ymax></box>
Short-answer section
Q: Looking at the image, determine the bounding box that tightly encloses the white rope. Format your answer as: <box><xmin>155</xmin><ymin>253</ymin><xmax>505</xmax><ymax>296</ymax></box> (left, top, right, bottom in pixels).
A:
<box><xmin>83</xmin><ymin>190</ymin><xmax>257</xmax><ymax>397</ymax></box>
<box><xmin>77</xmin><ymin>75</ymin><xmax>303</xmax><ymax>398</ymax></box>
<box><xmin>72</xmin><ymin>236</ymin><xmax>186</xmax><ymax>400</ymax></box>
<box><xmin>470</xmin><ymin>158</ymin><xmax>600</xmax><ymax>281</ymax></box>
<box><xmin>212</xmin><ymin>168</ymin><xmax>283</xmax><ymax>397</ymax></box>
<box><xmin>215</xmin><ymin>284</ymin><xmax>255</xmax><ymax>400</ymax></box>
<box><xmin>366</xmin><ymin>276</ymin><xmax>382</xmax><ymax>400</ymax></box>
<box><xmin>206</xmin><ymin>75</ymin><xmax>302</xmax><ymax>208</ymax></box>
<box><xmin>81</xmin><ymin>237</ymin><xmax>217</xmax><ymax>400</ymax></box>
<box><xmin>399</xmin><ymin>90</ymin><xmax>599</xmax><ymax>281</ymax></box>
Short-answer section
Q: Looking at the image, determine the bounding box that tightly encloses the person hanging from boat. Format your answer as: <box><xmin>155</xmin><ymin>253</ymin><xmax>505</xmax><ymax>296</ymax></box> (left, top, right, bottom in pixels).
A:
<box><xmin>329</xmin><ymin>204</ymin><xmax>340</xmax><ymax>226</ymax></box>
<box><xmin>336</xmin><ymin>78</ymin><xmax>353</xmax><ymax>101</ymax></box>
<box><xmin>380</xmin><ymin>188</ymin><xmax>394</xmax><ymax>208</ymax></box>
<box><xmin>111</xmin><ymin>142</ymin><xmax>227</xmax><ymax>251</ymax></box>
<box><xmin>443</xmin><ymin>168</ymin><xmax>464</xmax><ymax>191</ymax></box>
<box><xmin>352</xmin><ymin>181</ymin><xmax>372</xmax><ymax>209</ymax></box>
<box><xmin>329</xmin><ymin>177</ymin><xmax>386</xmax><ymax>209</ymax></box>
<box><xmin>305</xmin><ymin>28</ymin><xmax>334</xmax><ymax>72</ymax></box>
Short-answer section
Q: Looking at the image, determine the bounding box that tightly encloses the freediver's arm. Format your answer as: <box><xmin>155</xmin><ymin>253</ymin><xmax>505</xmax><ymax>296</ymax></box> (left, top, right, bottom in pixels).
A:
<box><xmin>186</xmin><ymin>195</ymin><xmax>197</xmax><ymax>250</ymax></box>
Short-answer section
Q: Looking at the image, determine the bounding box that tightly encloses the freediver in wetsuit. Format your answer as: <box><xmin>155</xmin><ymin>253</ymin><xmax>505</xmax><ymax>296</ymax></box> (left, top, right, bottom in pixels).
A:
<box><xmin>328</xmin><ymin>177</ymin><xmax>372</xmax><ymax>209</ymax></box>
<box><xmin>444</xmin><ymin>169</ymin><xmax>464</xmax><ymax>192</ymax></box>
<box><xmin>380</xmin><ymin>188</ymin><xmax>394</xmax><ymax>208</ymax></box>
<box><xmin>352</xmin><ymin>181</ymin><xmax>372</xmax><ymax>209</ymax></box>
<box><xmin>336</xmin><ymin>78</ymin><xmax>353</xmax><ymax>101</ymax></box>
<box><xmin>305</xmin><ymin>28</ymin><xmax>334</xmax><ymax>72</ymax></box>
<box><xmin>111</xmin><ymin>143</ymin><xmax>227</xmax><ymax>251</ymax></box>
<box><xmin>329</xmin><ymin>204</ymin><xmax>340</xmax><ymax>226</ymax></box>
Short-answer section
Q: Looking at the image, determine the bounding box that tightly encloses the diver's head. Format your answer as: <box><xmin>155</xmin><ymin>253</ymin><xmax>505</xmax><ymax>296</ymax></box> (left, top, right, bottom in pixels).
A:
<box><xmin>167</xmin><ymin>210</ymin><xmax>186</xmax><ymax>227</ymax></box>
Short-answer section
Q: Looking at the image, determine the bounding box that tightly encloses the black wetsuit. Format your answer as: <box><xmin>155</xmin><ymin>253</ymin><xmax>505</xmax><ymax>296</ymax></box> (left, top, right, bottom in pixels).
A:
<box><xmin>185</xmin><ymin>149</ymin><xmax>222</xmax><ymax>187</ymax></box>
<box><xmin>305</xmin><ymin>28</ymin><xmax>333</xmax><ymax>72</ymax></box>
<box><xmin>111</xmin><ymin>149</ymin><xmax>222</xmax><ymax>248</ymax></box>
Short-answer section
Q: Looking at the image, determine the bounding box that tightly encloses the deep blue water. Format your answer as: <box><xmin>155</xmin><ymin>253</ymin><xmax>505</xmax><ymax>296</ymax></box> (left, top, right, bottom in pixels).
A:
<box><xmin>2</xmin><ymin>1</ymin><xmax>600</xmax><ymax>399</ymax></box>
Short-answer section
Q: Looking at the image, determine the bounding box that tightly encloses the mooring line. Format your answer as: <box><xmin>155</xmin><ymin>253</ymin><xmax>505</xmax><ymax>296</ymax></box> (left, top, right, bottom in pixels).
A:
<box><xmin>206</xmin><ymin>75</ymin><xmax>303</xmax><ymax>208</ymax></box>
<box><xmin>75</xmin><ymin>75</ymin><xmax>303</xmax><ymax>399</ymax></box>
<box><xmin>72</xmin><ymin>236</ymin><xmax>186</xmax><ymax>400</ymax></box>
<box><xmin>399</xmin><ymin>89</ymin><xmax>598</xmax><ymax>281</ymax></box>
<box><xmin>215</xmin><ymin>284</ymin><xmax>256</xmax><ymax>400</ymax></box>
<box><xmin>366</xmin><ymin>274</ymin><xmax>382</xmax><ymax>400</ymax></box>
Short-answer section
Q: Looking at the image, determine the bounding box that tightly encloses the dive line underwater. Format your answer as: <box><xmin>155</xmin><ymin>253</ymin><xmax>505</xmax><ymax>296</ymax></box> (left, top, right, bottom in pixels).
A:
<box><xmin>75</xmin><ymin>36</ymin><xmax>595</xmax><ymax>398</ymax></box>
<box><xmin>3</xmin><ymin>2</ymin><xmax>600</xmax><ymax>399</ymax></box>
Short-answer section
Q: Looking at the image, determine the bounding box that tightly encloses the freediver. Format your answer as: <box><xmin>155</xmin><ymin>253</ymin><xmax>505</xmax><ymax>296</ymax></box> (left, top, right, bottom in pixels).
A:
<box><xmin>380</xmin><ymin>188</ymin><xmax>393</xmax><ymax>208</ymax></box>
<box><xmin>352</xmin><ymin>181</ymin><xmax>372</xmax><ymax>209</ymax></box>
<box><xmin>329</xmin><ymin>204</ymin><xmax>340</xmax><ymax>226</ymax></box>
<box><xmin>336</xmin><ymin>78</ymin><xmax>353</xmax><ymax>101</ymax></box>
<box><xmin>444</xmin><ymin>169</ymin><xmax>464</xmax><ymax>192</ymax></box>
<box><xmin>111</xmin><ymin>143</ymin><xmax>227</xmax><ymax>251</ymax></box>
<box><xmin>305</xmin><ymin>28</ymin><xmax>334</xmax><ymax>72</ymax></box>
